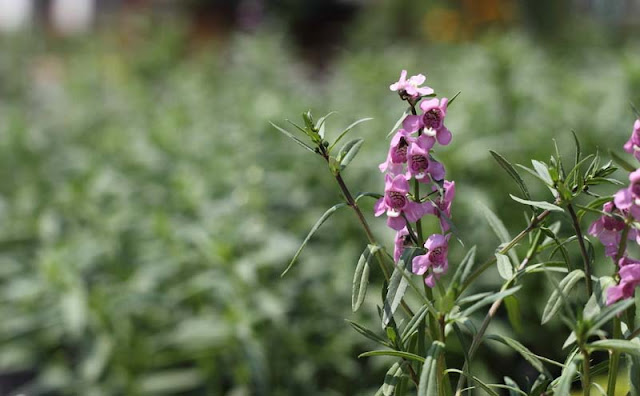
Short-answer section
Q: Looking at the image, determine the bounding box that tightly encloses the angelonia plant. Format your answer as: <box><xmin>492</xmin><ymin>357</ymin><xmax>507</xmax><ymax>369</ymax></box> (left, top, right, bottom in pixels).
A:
<box><xmin>272</xmin><ymin>70</ymin><xmax>640</xmax><ymax>396</ymax></box>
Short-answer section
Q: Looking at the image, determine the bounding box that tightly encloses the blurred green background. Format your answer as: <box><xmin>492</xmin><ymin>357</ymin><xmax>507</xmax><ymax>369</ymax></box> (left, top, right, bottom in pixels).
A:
<box><xmin>1</xmin><ymin>0</ymin><xmax>640</xmax><ymax>395</ymax></box>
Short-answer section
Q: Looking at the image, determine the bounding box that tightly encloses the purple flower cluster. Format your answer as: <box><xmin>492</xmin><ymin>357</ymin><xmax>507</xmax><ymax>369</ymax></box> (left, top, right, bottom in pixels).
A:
<box><xmin>590</xmin><ymin>119</ymin><xmax>640</xmax><ymax>304</ymax></box>
<box><xmin>378</xmin><ymin>70</ymin><xmax>456</xmax><ymax>288</ymax></box>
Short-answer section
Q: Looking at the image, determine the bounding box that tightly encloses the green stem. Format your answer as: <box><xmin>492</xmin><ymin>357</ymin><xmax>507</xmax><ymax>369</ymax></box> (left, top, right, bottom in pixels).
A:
<box><xmin>606</xmin><ymin>317</ymin><xmax>621</xmax><ymax>396</ymax></box>
<box><xmin>607</xmin><ymin>224</ymin><xmax>630</xmax><ymax>396</ymax></box>
<box><xmin>582</xmin><ymin>347</ymin><xmax>591</xmax><ymax>396</ymax></box>
<box><xmin>567</xmin><ymin>203</ymin><xmax>592</xmax><ymax>296</ymax></box>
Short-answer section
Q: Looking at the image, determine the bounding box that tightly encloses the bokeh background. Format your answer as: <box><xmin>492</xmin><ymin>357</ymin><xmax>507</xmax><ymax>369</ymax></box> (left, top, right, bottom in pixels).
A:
<box><xmin>1</xmin><ymin>0</ymin><xmax>640</xmax><ymax>395</ymax></box>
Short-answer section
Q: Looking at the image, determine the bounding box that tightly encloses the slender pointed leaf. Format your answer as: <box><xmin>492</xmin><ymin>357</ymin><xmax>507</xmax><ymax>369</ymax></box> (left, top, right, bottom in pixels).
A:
<box><xmin>346</xmin><ymin>320</ymin><xmax>391</xmax><ymax>347</ymax></box>
<box><xmin>509</xmin><ymin>195</ymin><xmax>563</xmax><ymax>212</ymax></box>
<box><xmin>555</xmin><ymin>356</ymin><xmax>579</xmax><ymax>396</ymax></box>
<box><xmin>489</xmin><ymin>150</ymin><xmax>530</xmax><ymax>200</ymax></box>
<box><xmin>447</xmin><ymin>91</ymin><xmax>462</xmax><ymax>106</ymax></box>
<box><xmin>401</xmin><ymin>305</ymin><xmax>429</xmax><ymax>343</ymax></box>
<box><xmin>387</xmin><ymin>109</ymin><xmax>410</xmax><ymax>137</ymax></box>
<box><xmin>481</xmin><ymin>205</ymin><xmax>518</xmax><ymax>264</ymax></box>
<box><xmin>588</xmin><ymin>339</ymin><xmax>640</xmax><ymax>356</ymax></box>
<box><xmin>270</xmin><ymin>122</ymin><xmax>315</xmax><ymax>153</ymax></box>
<box><xmin>541</xmin><ymin>269</ymin><xmax>584</xmax><ymax>324</ymax></box>
<box><xmin>418</xmin><ymin>341</ymin><xmax>445</xmax><ymax>396</ymax></box>
<box><xmin>496</xmin><ymin>253</ymin><xmax>514</xmax><ymax>280</ymax></box>
<box><xmin>315</xmin><ymin>111</ymin><xmax>337</xmax><ymax>139</ymax></box>
<box><xmin>451</xmin><ymin>246</ymin><xmax>476</xmax><ymax>289</ymax></box>
<box><xmin>378</xmin><ymin>362</ymin><xmax>405</xmax><ymax>396</ymax></box>
<box><xmin>487</xmin><ymin>334</ymin><xmax>560</xmax><ymax>374</ymax></box>
<box><xmin>338</xmin><ymin>138</ymin><xmax>364</xmax><ymax>172</ymax></box>
<box><xmin>281</xmin><ymin>203</ymin><xmax>347</xmax><ymax>276</ymax></box>
<box><xmin>383</xmin><ymin>257</ymin><xmax>409</xmax><ymax>328</ymax></box>
<box><xmin>352</xmin><ymin>244</ymin><xmax>379</xmax><ymax>311</ymax></box>
<box><xmin>504</xmin><ymin>295</ymin><xmax>524</xmax><ymax>334</ymax></box>
<box><xmin>462</xmin><ymin>286</ymin><xmax>522</xmax><ymax>317</ymax></box>
<box><xmin>359</xmin><ymin>350</ymin><xmax>425</xmax><ymax>363</ymax></box>
<box><xmin>572</xmin><ymin>130</ymin><xmax>581</xmax><ymax>166</ymax></box>
<box><xmin>330</xmin><ymin>117</ymin><xmax>373</xmax><ymax>150</ymax></box>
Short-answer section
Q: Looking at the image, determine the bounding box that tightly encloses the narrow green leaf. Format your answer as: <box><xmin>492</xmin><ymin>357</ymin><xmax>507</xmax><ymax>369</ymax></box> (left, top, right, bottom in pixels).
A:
<box><xmin>587</xmin><ymin>298</ymin><xmax>634</xmax><ymax>337</ymax></box>
<box><xmin>504</xmin><ymin>295</ymin><xmax>523</xmax><ymax>334</ymax></box>
<box><xmin>509</xmin><ymin>194</ymin><xmax>563</xmax><ymax>212</ymax></box>
<box><xmin>378</xmin><ymin>362</ymin><xmax>405</xmax><ymax>396</ymax></box>
<box><xmin>481</xmin><ymin>205</ymin><xmax>518</xmax><ymax>264</ymax></box>
<box><xmin>359</xmin><ymin>350</ymin><xmax>426</xmax><ymax>363</ymax></box>
<box><xmin>338</xmin><ymin>138</ymin><xmax>364</xmax><ymax>172</ymax></box>
<box><xmin>496</xmin><ymin>253</ymin><xmax>514</xmax><ymax>280</ymax></box>
<box><xmin>382</xmin><ymin>257</ymin><xmax>409</xmax><ymax>328</ymax></box>
<box><xmin>487</xmin><ymin>334</ymin><xmax>560</xmax><ymax>374</ymax></box>
<box><xmin>445</xmin><ymin>369</ymin><xmax>500</xmax><ymax>396</ymax></box>
<box><xmin>571</xmin><ymin>130</ymin><xmax>581</xmax><ymax>166</ymax></box>
<box><xmin>352</xmin><ymin>244</ymin><xmax>379</xmax><ymax>312</ymax></box>
<box><xmin>315</xmin><ymin>111</ymin><xmax>337</xmax><ymax>139</ymax></box>
<box><xmin>387</xmin><ymin>109</ymin><xmax>411</xmax><ymax>138</ymax></box>
<box><xmin>346</xmin><ymin>320</ymin><xmax>391</xmax><ymax>347</ymax></box>
<box><xmin>462</xmin><ymin>286</ymin><xmax>522</xmax><ymax>317</ymax></box>
<box><xmin>609</xmin><ymin>149</ymin><xmax>636</xmax><ymax>172</ymax></box>
<box><xmin>355</xmin><ymin>192</ymin><xmax>383</xmax><ymax>203</ymax></box>
<box><xmin>503</xmin><ymin>376</ymin><xmax>522</xmax><ymax>396</ymax></box>
<box><xmin>562</xmin><ymin>331</ymin><xmax>576</xmax><ymax>349</ymax></box>
<box><xmin>457</xmin><ymin>291</ymin><xmax>493</xmax><ymax>306</ymax></box>
<box><xmin>450</xmin><ymin>246</ymin><xmax>477</xmax><ymax>289</ymax></box>
<box><xmin>418</xmin><ymin>341</ymin><xmax>445</xmax><ymax>396</ymax></box>
<box><xmin>588</xmin><ymin>339</ymin><xmax>640</xmax><ymax>356</ymax></box>
<box><xmin>330</xmin><ymin>117</ymin><xmax>373</xmax><ymax>150</ymax></box>
<box><xmin>447</xmin><ymin>91</ymin><xmax>462</xmax><ymax>106</ymax></box>
<box><xmin>401</xmin><ymin>305</ymin><xmax>429</xmax><ymax>343</ymax></box>
<box><xmin>281</xmin><ymin>203</ymin><xmax>348</xmax><ymax>276</ymax></box>
<box><xmin>541</xmin><ymin>269</ymin><xmax>585</xmax><ymax>324</ymax></box>
<box><xmin>489</xmin><ymin>150</ymin><xmax>530</xmax><ymax>200</ymax></box>
<box><xmin>270</xmin><ymin>122</ymin><xmax>315</xmax><ymax>153</ymax></box>
<box><xmin>555</xmin><ymin>356</ymin><xmax>579</xmax><ymax>396</ymax></box>
<box><xmin>532</xmin><ymin>160</ymin><xmax>554</xmax><ymax>186</ymax></box>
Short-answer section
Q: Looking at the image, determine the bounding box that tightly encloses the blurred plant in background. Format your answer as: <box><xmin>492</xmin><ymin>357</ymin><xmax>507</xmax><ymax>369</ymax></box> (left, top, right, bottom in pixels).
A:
<box><xmin>0</xmin><ymin>2</ymin><xmax>639</xmax><ymax>395</ymax></box>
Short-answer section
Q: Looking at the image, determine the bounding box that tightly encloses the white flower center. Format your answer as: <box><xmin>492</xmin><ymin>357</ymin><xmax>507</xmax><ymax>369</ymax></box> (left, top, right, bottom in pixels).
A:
<box><xmin>387</xmin><ymin>209</ymin><xmax>401</xmax><ymax>218</ymax></box>
<box><xmin>424</xmin><ymin>127</ymin><xmax>437</xmax><ymax>137</ymax></box>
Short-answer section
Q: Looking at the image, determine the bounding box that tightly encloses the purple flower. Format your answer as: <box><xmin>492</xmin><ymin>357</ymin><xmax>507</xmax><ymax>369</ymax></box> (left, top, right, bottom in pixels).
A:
<box><xmin>407</xmin><ymin>141</ymin><xmax>445</xmax><ymax>183</ymax></box>
<box><xmin>394</xmin><ymin>228</ymin><xmax>411</xmax><ymax>263</ymax></box>
<box><xmin>613</xmin><ymin>169</ymin><xmax>640</xmax><ymax>221</ymax></box>
<box><xmin>623</xmin><ymin>119</ymin><xmax>640</xmax><ymax>161</ymax></box>
<box><xmin>389</xmin><ymin>70</ymin><xmax>434</xmax><ymax>99</ymax></box>
<box><xmin>402</xmin><ymin>98</ymin><xmax>452</xmax><ymax>145</ymax></box>
<box><xmin>374</xmin><ymin>174</ymin><xmax>425</xmax><ymax>231</ymax></box>
<box><xmin>588</xmin><ymin>202</ymin><xmax>626</xmax><ymax>257</ymax></box>
<box><xmin>607</xmin><ymin>256</ymin><xmax>640</xmax><ymax>305</ymax></box>
<box><xmin>379</xmin><ymin>129</ymin><xmax>415</xmax><ymax>174</ymax></box>
<box><xmin>426</xmin><ymin>180</ymin><xmax>456</xmax><ymax>232</ymax></box>
<box><xmin>412</xmin><ymin>234</ymin><xmax>450</xmax><ymax>287</ymax></box>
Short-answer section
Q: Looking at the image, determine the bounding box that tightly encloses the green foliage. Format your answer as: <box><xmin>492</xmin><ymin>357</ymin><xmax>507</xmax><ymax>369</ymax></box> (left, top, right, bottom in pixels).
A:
<box><xmin>2</xmin><ymin>15</ymin><xmax>640</xmax><ymax>395</ymax></box>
